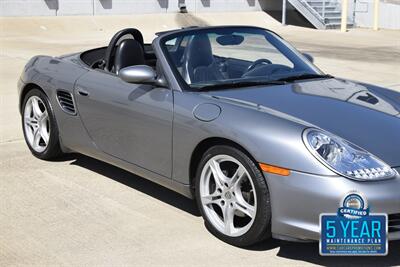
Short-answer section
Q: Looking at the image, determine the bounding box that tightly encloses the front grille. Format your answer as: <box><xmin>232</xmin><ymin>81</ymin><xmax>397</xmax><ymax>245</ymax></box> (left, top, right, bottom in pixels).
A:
<box><xmin>56</xmin><ymin>90</ymin><xmax>76</xmax><ymax>115</ymax></box>
<box><xmin>388</xmin><ymin>213</ymin><xmax>400</xmax><ymax>233</ymax></box>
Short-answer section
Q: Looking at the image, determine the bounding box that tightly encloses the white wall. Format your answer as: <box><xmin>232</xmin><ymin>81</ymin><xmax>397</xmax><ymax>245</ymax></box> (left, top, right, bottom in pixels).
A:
<box><xmin>191</xmin><ymin>0</ymin><xmax>261</xmax><ymax>12</ymax></box>
<box><xmin>0</xmin><ymin>0</ymin><xmax>57</xmax><ymax>16</ymax></box>
<box><xmin>354</xmin><ymin>0</ymin><xmax>400</xmax><ymax>29</ymax></box>
<box><xmin>93</xmin><ymin>0</ymin><xmax>168</xmax><ymax>15</ymax></box>
<box><xmin>0</xmin><ymin>0</ymin><xmax>262</xmax><ymax>16</ymax></box>
<box><xmin>57</xmin><ymin>0</ymin><xmax>93</xmax><ymax>16</ymax></box>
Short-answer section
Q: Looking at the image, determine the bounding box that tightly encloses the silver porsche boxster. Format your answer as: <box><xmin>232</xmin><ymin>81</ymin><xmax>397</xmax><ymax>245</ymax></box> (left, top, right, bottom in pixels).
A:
<box><xmin>18</xmin><ymin>26</ymin><xmax>400</xmax><ymax>246</ymax></box>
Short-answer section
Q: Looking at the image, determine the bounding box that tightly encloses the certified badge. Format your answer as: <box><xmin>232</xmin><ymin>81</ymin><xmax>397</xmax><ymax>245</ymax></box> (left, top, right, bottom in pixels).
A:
<box><xmin>320</xmin><ymin>191</ymin><xmax>388</xmax><ymax>256</ymax></box>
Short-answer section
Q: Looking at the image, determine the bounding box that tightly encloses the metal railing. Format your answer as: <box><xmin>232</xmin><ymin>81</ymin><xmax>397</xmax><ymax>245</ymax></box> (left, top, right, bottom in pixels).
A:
<box><xmin>283</xmin><ymin>0</ymin><xmax>355</xmax><ymax>29</ymax></box>
<box><xmin>284</xmin><ymin>0</ymin><xmax>326</xmax><ymax>28</ymax></box>
<box><xmin>299</xmin><ymin>0</ymin><xmax>327</xmax><ymax>23</ymax></box>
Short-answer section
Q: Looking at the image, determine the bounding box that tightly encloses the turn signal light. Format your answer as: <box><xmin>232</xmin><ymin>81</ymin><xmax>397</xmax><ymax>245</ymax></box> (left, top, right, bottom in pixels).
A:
<box><xmin>259</xmin><ymin>163</ymin><xmax>291</xmax><ymax>176</ymax></box>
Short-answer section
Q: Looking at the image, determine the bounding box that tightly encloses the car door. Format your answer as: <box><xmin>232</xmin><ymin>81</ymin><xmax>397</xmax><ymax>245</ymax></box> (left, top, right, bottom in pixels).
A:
<box><xmin>74</xmin><ymin>69</ymin><xmax>173</xmax><ymax>177</ymax></box>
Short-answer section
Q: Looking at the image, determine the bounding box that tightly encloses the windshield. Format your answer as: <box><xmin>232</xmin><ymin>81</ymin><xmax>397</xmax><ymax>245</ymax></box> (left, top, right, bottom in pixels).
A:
<box><xmin>161</xmin><ymin>27</ymin><xmax>324</xmax><ymax>90</ymax></box>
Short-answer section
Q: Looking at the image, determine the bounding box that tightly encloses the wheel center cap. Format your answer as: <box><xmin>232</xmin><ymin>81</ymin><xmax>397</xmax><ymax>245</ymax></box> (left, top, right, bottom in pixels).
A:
<box><xmin>224</xmin><ymin>192</ymin><xmax>232</xmax><ymax>199</ymax></box>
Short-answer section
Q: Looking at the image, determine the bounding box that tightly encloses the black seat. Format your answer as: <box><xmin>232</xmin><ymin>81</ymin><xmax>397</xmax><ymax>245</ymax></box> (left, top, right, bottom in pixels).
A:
<box><xmin>114</xmin><ymin>39</ymin><xmax>145</xmax><ymax>74</ymax></box>
<box><xmin>182</xmin><ymin>34</ymin><xmax>224</xmax><ymax>84</ymax></box>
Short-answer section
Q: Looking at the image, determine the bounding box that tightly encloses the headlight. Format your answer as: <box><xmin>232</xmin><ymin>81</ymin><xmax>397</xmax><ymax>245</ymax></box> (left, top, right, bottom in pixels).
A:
<box><xmin>303</xmin><ymin>128</ymin><xmax>397</xmax><ymax>181</ymax></box>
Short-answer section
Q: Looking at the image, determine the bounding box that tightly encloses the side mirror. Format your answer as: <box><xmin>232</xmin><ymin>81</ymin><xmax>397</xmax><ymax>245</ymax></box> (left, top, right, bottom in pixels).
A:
<box><xmin>302</xmin><ymin>53</ymin><xmax>314</xmax><ymax>63</ymax></box>
<box><xmin>119</xmin><ymin>65</ymin><xmax>167</xmax><ymax>87</ymax></box>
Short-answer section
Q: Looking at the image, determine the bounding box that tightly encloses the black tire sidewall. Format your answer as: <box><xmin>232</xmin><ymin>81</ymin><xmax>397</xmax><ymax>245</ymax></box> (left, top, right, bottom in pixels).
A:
<box><xmin>195</xmin><ymin>145</ymin><xmax>271</xmax><ymax>247</ymax></box>
<box><xmin>21</xmin><ymin>89</ymin><xmax>62</xmax><ymax>160</ymax></box>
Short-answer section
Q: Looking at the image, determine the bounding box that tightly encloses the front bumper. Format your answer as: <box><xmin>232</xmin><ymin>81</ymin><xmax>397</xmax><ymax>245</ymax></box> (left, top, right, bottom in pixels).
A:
<box><xmin>265</xmin><ymin>167</ymin><xmax>400</xmax><ymax>242</ymax></box>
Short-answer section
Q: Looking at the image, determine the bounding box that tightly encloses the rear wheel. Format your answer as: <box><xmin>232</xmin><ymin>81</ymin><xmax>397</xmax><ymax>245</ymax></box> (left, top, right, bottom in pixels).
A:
<box><xmin>195</xmin><ymin>145</ymin><xmax>271</xmax><ymax>247</ymax></box>
<box><xmin>22</xmin><ymin>89</ymin><xmax>63</xmax><ymax>160</ymax></box>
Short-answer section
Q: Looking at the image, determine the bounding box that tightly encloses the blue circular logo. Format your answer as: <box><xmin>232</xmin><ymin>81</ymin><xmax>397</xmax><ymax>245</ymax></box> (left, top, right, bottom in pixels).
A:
<box><xmin>338</xmin><ymin>191</ymin><xmax>369</xmax><ymax>219</ymax></box>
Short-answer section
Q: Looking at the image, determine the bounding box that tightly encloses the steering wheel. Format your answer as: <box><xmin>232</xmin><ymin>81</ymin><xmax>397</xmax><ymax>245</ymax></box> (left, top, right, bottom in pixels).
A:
<box><xmin>246</xmin><ymin>59</ymin><xmax>272</xmax><ymax>72</ymax></box>
<box><xmin>102</xmin><ymin>28</ymin><xmax>144</xmax><ymax>72</ymax></box>
<box><xmin>242</xmin><ymin>64</ymin><xmax>293</xmax><ymax>79</ymax></box>
<box><xmin>90</xmin><ymin>59</ymin><xmax>103</xmax><ymax>69</ymax></box>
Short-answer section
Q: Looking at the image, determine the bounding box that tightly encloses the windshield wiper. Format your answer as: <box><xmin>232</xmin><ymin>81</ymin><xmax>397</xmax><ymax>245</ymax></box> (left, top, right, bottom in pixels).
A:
<box><xmin>196</xmin><ymin>80</ymin><xmax>286</xmax><ymax>91</ymax></box>
<box><xmin>277</xmin><ymin>73</ymin><xmax>333</xmax><ymax>82</ymax></box>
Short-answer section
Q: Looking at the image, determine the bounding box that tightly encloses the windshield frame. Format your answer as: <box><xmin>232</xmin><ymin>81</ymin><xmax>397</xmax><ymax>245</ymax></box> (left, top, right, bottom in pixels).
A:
<box><xmin>158</xmin><ymin>26</ymin><xmax>324</xmax><ymax>92</ymax></box>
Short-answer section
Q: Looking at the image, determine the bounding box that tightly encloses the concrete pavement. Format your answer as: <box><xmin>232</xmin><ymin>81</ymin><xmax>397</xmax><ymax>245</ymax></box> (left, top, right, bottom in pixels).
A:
<box><xmin>1</xmin><ymin>12</ymin><xmax>400</xmax><ymax>266</ymax></box>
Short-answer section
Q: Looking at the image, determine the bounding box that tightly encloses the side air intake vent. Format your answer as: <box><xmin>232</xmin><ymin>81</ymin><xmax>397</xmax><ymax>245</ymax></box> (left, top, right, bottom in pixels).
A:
<box><xmin>56</xmin><ymin>90</ymin><xmax>76</xmax><ymax>115</ymax></box>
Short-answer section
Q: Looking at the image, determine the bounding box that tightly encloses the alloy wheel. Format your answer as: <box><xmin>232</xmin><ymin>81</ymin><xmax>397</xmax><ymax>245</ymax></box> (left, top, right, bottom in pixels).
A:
<box><xmin>199</xmin><ymin>154</ymin><xmax>257</xmax><ymax>237</ymax></box>
<box><xmin>23</xmin><ymin>96</ymin><xmax>50</xmax><ymax>153</ymax></box>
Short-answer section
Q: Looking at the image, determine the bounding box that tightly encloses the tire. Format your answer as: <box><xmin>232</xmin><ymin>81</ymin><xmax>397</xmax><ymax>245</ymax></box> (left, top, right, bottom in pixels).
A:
<box><xmin>21</xmin><ymin>88</ymin><xmax>63</xmax><ymax>160</ymax></box>
<box><xmin>195</xmin><ymin>145</ymin><xmax>271</xmax><ymax>247</ymax></box>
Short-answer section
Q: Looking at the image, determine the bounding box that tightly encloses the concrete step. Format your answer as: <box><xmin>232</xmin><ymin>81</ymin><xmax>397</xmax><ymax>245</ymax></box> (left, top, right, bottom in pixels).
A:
<box><xmin>325</xmin><ymin>16</ymin><xmax>344</xmax><ymax>21</ymax></box>
<box><xmin>313</xmin><ymin>5</ymin><xmax>338</xmax><ymax>10</ymax></box>
<box><xmin>325</xmin><ymin>22</ymin><xmax>354</xmax><ymax>29</ymax></box>
<box><xmin>307</xmin><ymin>1</ymin><xmax>339</xmax><ymax>7</ymax></box>
<box><xmin>306</xmin><ymin>0</ymin><xmax>339</xmax><ymax>3</ymax></box>
<box><xmin>319</xmin><ymin>10</ymin><xmax>341</xmax><ymax>14</ymax></box>
<box><xmin>325</xmin><ymin>18</ymin><xmax>353</xmax><ymax>25</ymax></box>
<box><xmin>319</xmin><ymin>11</ymin><xmax>342</xmax><ymax>17</ymax></box>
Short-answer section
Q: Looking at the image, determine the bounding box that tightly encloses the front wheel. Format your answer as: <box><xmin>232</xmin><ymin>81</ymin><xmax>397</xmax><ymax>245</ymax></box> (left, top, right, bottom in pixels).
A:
<box><xmin>22</xmin><ymin>89</ymin><xmax>63</xmax><ymax>160</ymax></box>
<box><xmin>195</xmin><ymin>145</ymin><xmax>271</xmax><ymax>247</ymax></box>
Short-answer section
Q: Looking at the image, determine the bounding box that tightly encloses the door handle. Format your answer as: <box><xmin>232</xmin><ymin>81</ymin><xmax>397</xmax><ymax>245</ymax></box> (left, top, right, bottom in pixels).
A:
<box><xmin>77</xmin><ymin>88</ymin><xmax>89</xmax><ymax>96</ymax></box>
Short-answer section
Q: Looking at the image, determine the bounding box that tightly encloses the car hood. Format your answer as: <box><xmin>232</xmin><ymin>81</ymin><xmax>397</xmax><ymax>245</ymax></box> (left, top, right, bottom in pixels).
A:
<box><xmin>208</xmin><ymin>78</ymin><xmax>400</xmax><ymax>167</ymax></box>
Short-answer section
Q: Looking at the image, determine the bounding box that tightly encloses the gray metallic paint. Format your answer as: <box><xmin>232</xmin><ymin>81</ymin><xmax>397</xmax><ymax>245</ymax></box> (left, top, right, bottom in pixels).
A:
<box><xmin>74</xmin><ymin>69</ymin><xmax>173</xmax><ymax>178</ymax></box>
<box><xmin>118</xmin><ymin>65</ymin><xmax>157</xmax><ymax>83</ymax></box>
<box><xmin>171</xmin><ymin>90</ymin><xmax>337</xmax><ymax>186</ymax></box>
<box><xmin>209</xmin><ymin>79</ymin><xmax>400</xmax><ymax>167</ymax></box>
<box><xmin>18</xmin><ymin>27</ymin><xmax>400</xmax><ymax>241</ymax></box>
<box><xmin>266</xmin><ymin>169</ymin><xmax>400</xmax><ymax>241</ymax></box>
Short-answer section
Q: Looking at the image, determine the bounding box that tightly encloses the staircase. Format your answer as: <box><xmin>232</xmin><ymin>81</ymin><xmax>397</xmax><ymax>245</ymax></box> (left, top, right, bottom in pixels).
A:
<box><xmin>287</xmin><ymin>0</ymin><xmax>353</xmax><ymax>29</ymax></box>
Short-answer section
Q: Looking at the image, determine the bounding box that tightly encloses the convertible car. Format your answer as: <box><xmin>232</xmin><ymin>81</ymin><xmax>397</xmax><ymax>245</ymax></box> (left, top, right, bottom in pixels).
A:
<box><xmin>18</xmin><ymin>26</ymin><xmax>400</xmax><ymax>246</ymax></box>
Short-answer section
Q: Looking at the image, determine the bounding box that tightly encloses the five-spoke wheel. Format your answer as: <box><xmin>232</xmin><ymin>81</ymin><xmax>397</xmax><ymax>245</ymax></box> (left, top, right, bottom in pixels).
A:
<box><xmin>200</xmin><ymin>155</ymin><xmax>257</xmax><ymax>237</ymax></box>
<box><xmin>24</xmin><ymin>96</ymin><xmax>50</xmax><ymax>153</ymax></box>
<box><xmin>22</xmin><ymin>89</ymin><xmax>62</xmax><ymax>159</ymax></box>
<box><xmin>195</xmin><ymin>145</ymin><xmax>271</xmax><ymax>247</ymax></box>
